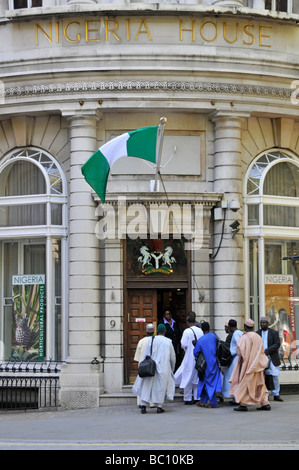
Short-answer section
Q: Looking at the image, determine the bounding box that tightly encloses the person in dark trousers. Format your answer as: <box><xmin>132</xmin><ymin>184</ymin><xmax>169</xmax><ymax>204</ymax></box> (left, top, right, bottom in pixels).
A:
<box><xmin>256</xmin><ymin>316</ymin><xmax>283</xmax><ymax>402</ymax></box>
<box><xmin>160</xmin><ymin>309</ymin><xmax>180</xmax><ymax>367</ymax></box>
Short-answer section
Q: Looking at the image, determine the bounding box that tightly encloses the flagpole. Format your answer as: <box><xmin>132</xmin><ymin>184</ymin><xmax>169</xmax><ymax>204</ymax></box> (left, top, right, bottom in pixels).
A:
<box><xmin>154</xmin><ymin>117</ymin><xmax>167</xmax><ymax>191</ymax></box>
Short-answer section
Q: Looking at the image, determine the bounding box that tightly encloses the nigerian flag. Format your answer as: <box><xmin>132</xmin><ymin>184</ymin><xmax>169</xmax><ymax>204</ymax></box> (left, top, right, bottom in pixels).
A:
<box><xmin>81</xmin><ymin>126</ymin><xmax>159</xmax><ymax>202</ymax></box>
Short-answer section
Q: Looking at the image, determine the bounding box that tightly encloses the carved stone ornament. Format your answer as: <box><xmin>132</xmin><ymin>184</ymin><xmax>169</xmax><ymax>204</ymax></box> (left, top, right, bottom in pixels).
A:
<box><xmin>4</xmin><ymin>81</ymin><xmax>291</xmax><ymax>99</ymax></box>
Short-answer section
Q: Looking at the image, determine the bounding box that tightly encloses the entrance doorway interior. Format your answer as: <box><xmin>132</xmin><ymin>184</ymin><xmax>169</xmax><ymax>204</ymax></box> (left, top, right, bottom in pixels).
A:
<box><xmin>126</xmin><ymin>287</ymin><xmax>188</xmax><ymax>384</ymax></box>
<box><xmin>157</xmin><ymin>288</ymin><xmax>187</xmax><ymax>333</ymax></box>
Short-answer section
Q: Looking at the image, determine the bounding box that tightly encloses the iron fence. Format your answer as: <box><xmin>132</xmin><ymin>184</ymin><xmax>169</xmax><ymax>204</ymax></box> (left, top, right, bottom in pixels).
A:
<box><xmin>0</xmin><ymin>360</ymin><xmax>61</xmax><ymax>411</ymax></box>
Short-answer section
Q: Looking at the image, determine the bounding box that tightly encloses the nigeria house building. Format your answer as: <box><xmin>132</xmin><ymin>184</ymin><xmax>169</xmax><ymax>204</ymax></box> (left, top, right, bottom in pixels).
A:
<box><xmin>0</xmin><ymin>0</ymin><xmax>299</xmax><ymax>410</ymax></box>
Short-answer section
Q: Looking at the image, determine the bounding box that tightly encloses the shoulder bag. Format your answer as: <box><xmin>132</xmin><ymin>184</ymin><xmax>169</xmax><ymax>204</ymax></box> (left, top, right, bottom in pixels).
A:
<box><xmin>138</xmin><ymin>336</ymin><xmax>156</xmax><ymax>378</ymax></box>
<box><xmin>189</xmin><ymin>327</ymin><xmax>197</xmax><ymax>346</ymax></box>
<box><xmin>195</xmin><ymin>351</ymin><xmax>206</xmax><ymax>381</ymax></box>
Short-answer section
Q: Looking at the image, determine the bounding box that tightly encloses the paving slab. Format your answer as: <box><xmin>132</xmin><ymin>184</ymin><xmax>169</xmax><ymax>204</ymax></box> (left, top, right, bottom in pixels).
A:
<box><xmin>0</xmin><ymin>394</ymin><xmax>298</xmax><ymax>450</ymax></box>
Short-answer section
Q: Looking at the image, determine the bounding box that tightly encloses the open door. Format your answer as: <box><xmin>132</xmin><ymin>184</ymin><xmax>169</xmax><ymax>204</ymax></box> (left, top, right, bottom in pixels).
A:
<box><xmin>126</xmin><ymin>289</ymin><xmax>157</xmax><ymax>384</ymax></box>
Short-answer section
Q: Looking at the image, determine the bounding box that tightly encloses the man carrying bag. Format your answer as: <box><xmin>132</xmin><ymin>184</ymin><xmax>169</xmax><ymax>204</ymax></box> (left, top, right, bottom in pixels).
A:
<box><xmin>132</xmin><ymin>323</ymin><xmax>176</xmax><ymax>414</ymax></box>
<box><xmin>138</xmin><ymin>336</ymin><xmax>156</xmax><ymax>377</ymax></box>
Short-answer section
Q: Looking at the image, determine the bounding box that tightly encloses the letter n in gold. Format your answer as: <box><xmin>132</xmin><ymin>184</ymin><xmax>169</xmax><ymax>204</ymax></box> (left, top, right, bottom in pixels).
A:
<box><xmin>36</xmin><ymin>23</ymin><xmax>52</xmax><ymax>45</ymax></box>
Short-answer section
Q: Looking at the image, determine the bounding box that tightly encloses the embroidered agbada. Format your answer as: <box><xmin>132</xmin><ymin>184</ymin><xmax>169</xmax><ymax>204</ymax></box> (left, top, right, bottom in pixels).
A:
<box><xmin>229</xmin><ymin>331</ymin><xmax>269</xmax><ymax>405</ymax></box>
<box><xmin>132</xmin><ymin>335</ymin><xmax>176</xmax><ymax>405</ymax></box>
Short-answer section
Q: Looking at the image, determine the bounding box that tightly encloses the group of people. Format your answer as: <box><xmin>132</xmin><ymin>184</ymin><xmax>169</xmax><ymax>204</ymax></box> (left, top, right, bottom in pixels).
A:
<box><xmin>132</xmin><ymin>311</ymin><xmax>283</xmax><ymax>413</ymax></box>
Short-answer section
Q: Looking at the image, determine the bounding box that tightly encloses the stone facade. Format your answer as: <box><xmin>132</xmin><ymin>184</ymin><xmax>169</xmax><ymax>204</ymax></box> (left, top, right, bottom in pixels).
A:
<box><xmin>0</xmin><ymin>0</ymin><xmax>298</xmax><ymax>409</ymax></box>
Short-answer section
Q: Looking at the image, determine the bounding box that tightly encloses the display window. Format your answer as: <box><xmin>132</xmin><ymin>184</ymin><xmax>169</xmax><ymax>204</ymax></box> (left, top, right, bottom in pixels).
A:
<box><xmin>245</xmin><ymin>150</ymin><xmax>299</xmax><ymax>364</ymax></box>
<box><xmin>0</xmin><ymin>148</ymin><xmax>67</xmax><ymax>362</ymax></box>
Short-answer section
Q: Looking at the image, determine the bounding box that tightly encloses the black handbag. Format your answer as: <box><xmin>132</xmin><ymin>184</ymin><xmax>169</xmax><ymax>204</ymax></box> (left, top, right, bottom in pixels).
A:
<box><xmin>138</xmin><ymin>337</ymin><xmax>156</xmax><ymax>378</ymax></box>
<box><xmin>195</xmin><ymin>351</ymin><xmax>206</xmax><ymax>381</ymax></box>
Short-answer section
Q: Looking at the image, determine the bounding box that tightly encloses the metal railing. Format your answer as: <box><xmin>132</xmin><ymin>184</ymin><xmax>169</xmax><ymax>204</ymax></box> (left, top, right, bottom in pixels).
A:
<box><xmin>281</xmin><ymin>357</ymin><xmax>299</xmax><ymax>371</ymax></box>
<box><xmin>0</xmin><ymin>360</ymin><xmax>61</xmax><ymax>411</ymax></box>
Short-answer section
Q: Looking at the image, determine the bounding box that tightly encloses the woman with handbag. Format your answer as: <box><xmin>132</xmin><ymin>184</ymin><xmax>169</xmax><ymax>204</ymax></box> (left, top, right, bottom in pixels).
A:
<box><xmin>193</xmin><ymin>322</ymin><xmax>222</xmax><ymax>408</ymax></box>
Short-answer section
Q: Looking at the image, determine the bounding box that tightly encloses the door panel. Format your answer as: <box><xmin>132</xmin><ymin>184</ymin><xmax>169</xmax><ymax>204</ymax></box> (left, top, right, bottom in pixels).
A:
<box><xmin>126</xmin><ymin>289</ymin><xmax>157</xmax><ymax>384</ymax></box>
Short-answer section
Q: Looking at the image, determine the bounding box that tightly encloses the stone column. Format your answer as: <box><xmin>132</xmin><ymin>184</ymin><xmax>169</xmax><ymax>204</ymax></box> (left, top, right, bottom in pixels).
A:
<box><xmin>211</xmin><ymin>111</ymin><xmax>249</xmax><ymax>337</ymax></box>
<box><xmin>211</xmin><ymin>0</ymin><xmax>244</xmax><ymax>5</ymax></box>
<box><xmin>67</xmin><ymin>0</ymin><xmax>97</xmax><ymax>4</ymax></box>
<box><xmin>60</xmin><ymin>110</ymin><xmax>104</xmax><ymax>410</ymax></box>
<box><xmin>42</xmin><ymin>0</ymin><xmax>57</xmax><ymax>7</ymax></box>
<box><xmin>252</xmin><ymin>0</ymin><xmax>265</xmax><ymax>8</ymax></box>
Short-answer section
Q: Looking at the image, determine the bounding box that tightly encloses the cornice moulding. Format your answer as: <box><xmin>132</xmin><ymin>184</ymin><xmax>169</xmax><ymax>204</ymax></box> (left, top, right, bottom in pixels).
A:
<box><xmin>5</xmin><ymin>5</ymin><xmax>299</xmax><ymax>24</ymax></box>
<box><xmin>95</xmin><ymin>192</ymin><xmax>223</xmax><ymax>207</ymax></box>
<box><xmin>4</xmin><ymin>80</ymin><xmax>292</xmax><ymax>100</ymax></box>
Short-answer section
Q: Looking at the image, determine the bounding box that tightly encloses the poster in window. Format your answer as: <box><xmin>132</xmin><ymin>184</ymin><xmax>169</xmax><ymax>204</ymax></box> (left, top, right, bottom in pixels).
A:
<box><xmin>11</xmin><ymin>274</ymin><xmax>45</xmax><ymax>361</ymax></box>
<box><xmin>265</xmin><ymin>274</ymin><xmax>296</xmax><ymax>360</ymax></box>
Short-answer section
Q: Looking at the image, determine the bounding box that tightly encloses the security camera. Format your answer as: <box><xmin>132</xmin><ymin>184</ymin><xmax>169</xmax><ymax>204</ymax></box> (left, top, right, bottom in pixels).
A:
<box><xmin>229</xmin><ymin>220</ymin><xmax>240</xmax><ymax>230</ymax></box>
<box><xmin>229</xmin><ymin>220</ymin><xmax>240</xmax><ymax>238</ymax></box>
<box><xmin>229</xmin><ymin>200</ymin><xmax>240</xmax><ymax>212</ymax></box>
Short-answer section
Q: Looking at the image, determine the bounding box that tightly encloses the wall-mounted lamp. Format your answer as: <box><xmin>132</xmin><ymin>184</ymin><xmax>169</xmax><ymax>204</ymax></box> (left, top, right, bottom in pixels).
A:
<box><xmin>229</xmin><ymin>220</ymin><xmax>240</xmax><ymax>237</ymax></box>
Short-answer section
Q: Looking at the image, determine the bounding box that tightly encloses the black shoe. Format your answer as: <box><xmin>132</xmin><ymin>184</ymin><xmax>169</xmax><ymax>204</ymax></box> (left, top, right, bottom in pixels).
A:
<box><xmin>184</xmin><ymin>401</ymin><xmax>194</xmax><ymax>405</ymax></box>
<box><xmin>257</xmin><ymin>404</ymin><xmax>271</xmax><ymax>411</ymax></box>
<box><xmin>274</xmin><ymin>396</ymin><xmax>283</xmax><ymax>402</ymax></box>
<box><xmin>140</xmin><ymin>406</ymin><xmax>146</xmax><ymax>414</ymax></box>
<box><xmin>234</xmin><ymin>405</ymin><xmax>248</xmax><ymax>412</ymax></box>
<box><xmin>157</xmin><ymin>407</ymin><xmax>165</xmax><ymax>413</ymax></box>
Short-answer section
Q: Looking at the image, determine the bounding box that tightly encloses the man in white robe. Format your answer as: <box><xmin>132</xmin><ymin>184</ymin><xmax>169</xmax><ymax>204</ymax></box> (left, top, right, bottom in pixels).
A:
<box><xmin>132</xmin><ymin>323</ymin><xmax>176</xmax><ymax>414</ymax></box>
<box><xmin>134</xmin><ymin>323</ymin><xmax>155</xmax><ymax>408</ymax></box>
<box><xmin>174</xmin><ymin>316</ymin><xmax>203</xmax><ymax>404</ymax></box>
<box><xmin>134</xmin><ymin>323</ymin><xmax>155</xmax><ymax>363</ymax></box>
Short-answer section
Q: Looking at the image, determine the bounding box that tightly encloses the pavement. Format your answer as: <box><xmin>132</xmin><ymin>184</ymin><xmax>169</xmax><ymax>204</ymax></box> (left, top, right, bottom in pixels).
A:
<box><xmin>0</xmin><ymin>394</ymin><xmax>299</xmax><ymax>452</ymax></box>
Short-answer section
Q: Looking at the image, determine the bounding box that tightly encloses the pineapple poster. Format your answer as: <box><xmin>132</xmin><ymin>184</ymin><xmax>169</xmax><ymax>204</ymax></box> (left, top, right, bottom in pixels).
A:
<box><xmin>12</xmin><ymin>275</ymin><xmax>45</xmax><ymax>361</ymax></box>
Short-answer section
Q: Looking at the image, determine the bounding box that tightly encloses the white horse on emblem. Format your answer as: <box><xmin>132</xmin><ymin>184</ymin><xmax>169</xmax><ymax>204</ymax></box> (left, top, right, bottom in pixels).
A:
<box><xmin>138</xmin><ymin>246</ymin><xmax>152</xmax><ymax>268</ymax></box>
<box><xmin>162</xmin><ymin>246</ymin><xmax>176</xmax><ymax>268</ymax></box>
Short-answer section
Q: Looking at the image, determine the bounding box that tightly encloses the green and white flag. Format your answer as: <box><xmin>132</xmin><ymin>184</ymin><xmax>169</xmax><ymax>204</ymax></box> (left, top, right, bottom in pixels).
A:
<box><xmin>81</xmin><ymin>126</ymin><xmax>159</xmax><ymax>203</ymax></box>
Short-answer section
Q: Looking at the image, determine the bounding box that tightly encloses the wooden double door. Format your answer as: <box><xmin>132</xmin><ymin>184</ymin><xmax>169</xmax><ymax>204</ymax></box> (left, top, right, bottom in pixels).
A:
<box><xmin>125</xmin><ymin>288</ymin><xmax>188</xmax><ymax>384</ymax></box>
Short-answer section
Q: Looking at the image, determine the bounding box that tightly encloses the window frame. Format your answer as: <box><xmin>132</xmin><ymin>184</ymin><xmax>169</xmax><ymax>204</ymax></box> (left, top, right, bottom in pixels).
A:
<box><xmin>265</xmin><ymin>0</ymin><xmax>293</xmax><ymax>13</ymax></box>
<box><xmin>0</xmin><ymin>147</ymin><xmax>67</xmax><ymax>238</ymax></box>
<box><xmin>244</xmin><ymin>149</ymin><xmax>299</xmax><ymax>323</ymax></box>
<box><xmin>8</xmin><ymin>0</ymin><xmax>43</xmax><ymax>9</ymax></box>
<box><xmin>0</xmin><ymin>147</ymin><xmax>68</xmax><ymax>361</ymax></box>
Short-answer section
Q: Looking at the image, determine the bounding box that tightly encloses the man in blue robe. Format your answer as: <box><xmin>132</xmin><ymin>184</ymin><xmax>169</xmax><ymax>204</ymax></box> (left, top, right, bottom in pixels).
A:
<box><xmin>193</xmin><ymin>322</ymin><xmax>222</xmax><ymax>408</ymax></box>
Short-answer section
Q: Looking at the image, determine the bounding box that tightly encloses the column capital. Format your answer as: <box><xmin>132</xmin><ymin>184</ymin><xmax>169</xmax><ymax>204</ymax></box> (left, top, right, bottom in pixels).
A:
<box><xmin>209</xmin><ymin>109</ymin><xmax>251</xmax><ymax>122</ymax></box>
<box><xmin>211</xmin><ymin>0</ymin><xmax>244</xmax><ymax>6</ymax></box>
<box><xmin>67</xmin><ymin>0</ymin><xmax>97</xmax><ymax>4</ymax></box>
<box><xmin>62</xmin><ymin>107</ymin><xmax>103</xmax><ymax>122</ymax></box>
